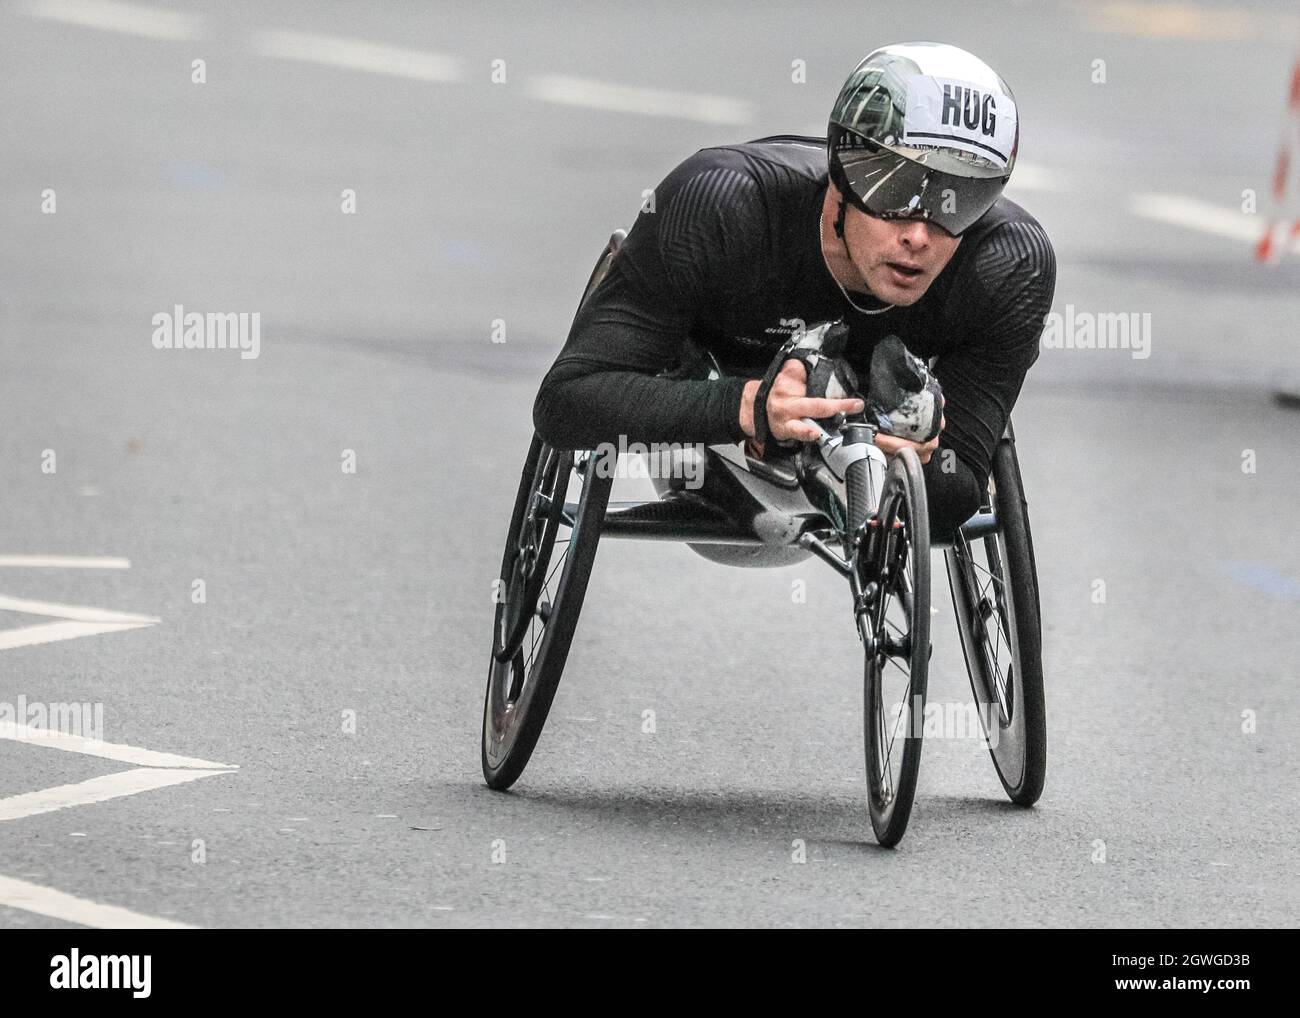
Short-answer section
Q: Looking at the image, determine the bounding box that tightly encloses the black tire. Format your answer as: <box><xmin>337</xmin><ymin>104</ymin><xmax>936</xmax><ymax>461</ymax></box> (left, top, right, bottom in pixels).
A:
<box><xmin>481</xmin><ymin>441</ymin><xmax>613</xmax><ymax>790</ymax></box>
<box><xmin>944</xmin><ymin>438</ymin><xmax>1046</xmax><ymax>806</ymax></box>
<box><xmin>857</xmin><ymin>448</ymin><xmax>930</xmax><ymax>847</ymax></box>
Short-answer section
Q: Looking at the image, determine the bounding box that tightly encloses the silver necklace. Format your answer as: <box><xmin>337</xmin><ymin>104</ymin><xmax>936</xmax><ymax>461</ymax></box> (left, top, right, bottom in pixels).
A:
<box><xmin>819</xmin><ymin>210</ymin><xmax>895</xmax><ymax>316</ymax></box>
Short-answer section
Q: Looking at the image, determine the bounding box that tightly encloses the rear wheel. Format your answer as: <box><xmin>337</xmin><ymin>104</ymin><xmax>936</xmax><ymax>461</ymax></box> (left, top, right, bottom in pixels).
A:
<box><xmin>854</xmin><ymin>448</ymin><xmax>930</xmax><ymax>847</ymax></box>
<box><xmin>482</xmin><ymin>439</ymin><xmax>613</xmax><ymax>790</ymax></box>
<box><xmin>945</xmin><ymin>439</ymin><xmax>1046</xmax><ymax>805</ymax></box>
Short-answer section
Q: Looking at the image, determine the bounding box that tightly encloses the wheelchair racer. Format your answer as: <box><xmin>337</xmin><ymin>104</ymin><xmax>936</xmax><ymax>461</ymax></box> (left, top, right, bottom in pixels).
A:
<box><xmin>533</xmin><ymin>42</ymin><xmax>1056</xmax><ymax>540</ymax></box>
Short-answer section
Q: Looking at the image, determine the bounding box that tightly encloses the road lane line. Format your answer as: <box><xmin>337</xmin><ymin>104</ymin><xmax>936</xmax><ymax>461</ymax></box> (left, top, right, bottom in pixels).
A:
<box><xmin>527</xmin><ymin>74</ymin><xmax>754</xmax><ymax>125</ymax></box>
<box><xmin>0</xmin><ymin>594</ymin><xmax>158</xmax><ymax>624</ymax></box>
<box><xmin>0</xmin><ymin>874</ymin><xmax>196</xmax><ymax>928</ymax></box>
<box><xmin>20</xmin><ymin>0</ymin><xmax>203</xmax><ymax>40</ymax></box>
<box><xmin>0</xmin><ymin>620</ymin><xmax>154</xmax><ymax>651</ymax></box>
<box><xmin>0</xmin><ymin>722</ymin><xmax>238</xmax><ymax>769</ymax></box>
<box><xmin>1076</xmin><ymin>1</ymin><xmax>1280</xmax><ymax>41</ymax></box>
<box><xmin>1004</xmin><ymin>161</ymin><xmax>1059</xmax><ymax>192</ymax></box>
<box><xmin>249</xmin><ymin>29</ymin><xmax>461</xmax><ymax>82</ymax></box>
<box><xmin>1130</xmin><ymin>192</ymin><xmax>1300</xmax><ymax>251</ymax></box>
<box><xmin>0</xmin><ymin>767</ymin><xmax>236</xmax><ymax>823</ymax></box>
<box><xmin>0</xmin><ymin>555</ymin><xmax>131</xmax><ymax>569</ymax></box>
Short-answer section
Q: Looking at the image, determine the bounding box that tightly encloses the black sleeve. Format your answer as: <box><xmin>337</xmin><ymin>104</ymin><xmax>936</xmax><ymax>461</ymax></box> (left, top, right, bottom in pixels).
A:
<box><xmin>532</xmin><ymin>153</ymin><xmax>767</xmax><ymax>449</ymax></box>
<box><xmin>934</xmin><ymin>220</ymin><xmax>1056</xmax><ymax>483</ymax></box>
<box><xmin>920</xmin><ymin>219</ymin><xmax>1055</xmax><ymax>538</ymax></box>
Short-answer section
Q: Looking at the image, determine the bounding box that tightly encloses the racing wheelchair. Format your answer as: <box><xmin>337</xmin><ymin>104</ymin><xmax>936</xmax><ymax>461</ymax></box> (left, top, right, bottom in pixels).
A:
<box><xmin>482</xmin><ymin>230</ymin><xmax>1046</xmax><ymax>847</ymax></box>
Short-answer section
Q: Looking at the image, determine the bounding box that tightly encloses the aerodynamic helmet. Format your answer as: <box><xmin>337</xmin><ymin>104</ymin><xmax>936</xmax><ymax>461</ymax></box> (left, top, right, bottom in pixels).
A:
<box><xmin>827</xmin><ymin>42</ymin><xmax>1019</xmax><ymax>236</ymax></box>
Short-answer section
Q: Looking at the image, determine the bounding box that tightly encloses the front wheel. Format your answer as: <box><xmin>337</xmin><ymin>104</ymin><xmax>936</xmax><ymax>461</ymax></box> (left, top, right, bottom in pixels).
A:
<box><xmin>853</xmin><ymin>448</ymin><xmax>930</xmax><ymax>847</ymax></box>
<box><xmin>482</xmin><ymin>438</ymin><xmax>613</xmax><ymax>790</ymax></box>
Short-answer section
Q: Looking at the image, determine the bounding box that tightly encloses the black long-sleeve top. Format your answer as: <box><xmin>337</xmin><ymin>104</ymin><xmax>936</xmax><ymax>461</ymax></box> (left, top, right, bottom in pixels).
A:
<box><xmin>533</xmin><ymin>135</ymin><xmax>1056</xmax><ymax>537</ymax></box>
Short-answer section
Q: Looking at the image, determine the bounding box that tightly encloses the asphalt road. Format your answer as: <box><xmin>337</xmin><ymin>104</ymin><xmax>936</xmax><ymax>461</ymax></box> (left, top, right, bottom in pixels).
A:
<box><xmin>0</xmin><ymin>0</ymin><xmax>1297</xmax><ymax>928</ymax></box>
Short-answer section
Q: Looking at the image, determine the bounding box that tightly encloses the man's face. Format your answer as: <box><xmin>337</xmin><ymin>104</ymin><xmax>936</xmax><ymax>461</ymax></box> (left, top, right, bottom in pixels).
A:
<box><xmin>841</xmin><ymin>202</ymin><xmax>961</xmax><ymax>305</ymax></box>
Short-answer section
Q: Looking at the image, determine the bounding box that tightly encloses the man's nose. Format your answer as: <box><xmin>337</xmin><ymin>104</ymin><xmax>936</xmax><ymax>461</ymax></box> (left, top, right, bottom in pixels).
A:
<box><xmin>897</xmin><ymin>219</ymin><xmax>932</xmax><ymax>248</ymax></box>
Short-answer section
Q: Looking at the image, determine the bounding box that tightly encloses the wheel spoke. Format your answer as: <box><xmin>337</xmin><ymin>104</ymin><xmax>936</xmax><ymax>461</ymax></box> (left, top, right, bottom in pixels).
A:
<box><xmin>541</xmin><ymin>539</ymin><xmax>569</xmax><ymax>594</ymax></box>
<box><xmin>877</xmin><ymin>513</ymin><xmax>916</xmax><ymax>802</ymax></box>
<box><xmin>967</xmin><ymin>556</ymin><xmax>1006</xmax><ymax>591</ymax></box>
<box><xmin>961</xmin><ymin>539</ymin><xmax>1014</xmax><ymax>718</ymax></box>
<box><xmin>524</xmin><ymin>604</ymin><xmax>538</xmax><ymax>674</ymax></box>
<box><xmin>885</xmin><ymin>653</ymin><xmax>912</xmax><ymax>682</ymax></box>
<box><xmin>877</xmin><ymin>679</ymin><xmax>894</xmax><ymax>800</ymax></box>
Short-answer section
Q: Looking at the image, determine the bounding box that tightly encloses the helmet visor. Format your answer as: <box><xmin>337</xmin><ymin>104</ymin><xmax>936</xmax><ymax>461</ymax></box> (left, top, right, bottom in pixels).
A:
<box><xmin>836</xmin><ymin>138</ymin><xmax>1007</xmax><ymax>236</ymax></box>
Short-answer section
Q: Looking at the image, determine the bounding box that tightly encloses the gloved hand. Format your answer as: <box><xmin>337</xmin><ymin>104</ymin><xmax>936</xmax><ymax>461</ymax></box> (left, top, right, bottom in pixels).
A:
<box><xmin>751</xmin><ymin>321</ymin><xmax>864</xmax><ymax>456</ymax></box>
<box><xmin>866</xmin><ymin>335</ymin><xmax>944</xmax><ymax>444</ymax></box>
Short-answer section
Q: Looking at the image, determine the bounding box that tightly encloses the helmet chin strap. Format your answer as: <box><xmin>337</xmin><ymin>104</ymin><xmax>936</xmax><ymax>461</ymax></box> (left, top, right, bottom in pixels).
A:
<box><xmin>833</xmin><ymin>194</ymin><xmax>848</xmax><ymax>242</ymax></box>
<box><xmin>819</xmin><ymin>203</ymin><xmax>896</xmax><ymax>316</ymax></box>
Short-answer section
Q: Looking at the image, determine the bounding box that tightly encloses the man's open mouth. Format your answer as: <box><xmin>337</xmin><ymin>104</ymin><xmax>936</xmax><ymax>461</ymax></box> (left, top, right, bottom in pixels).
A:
<box><xmin>887</xmin><ymin>261</ymin><xmax>923</xmax><ymax>278</ymax></box>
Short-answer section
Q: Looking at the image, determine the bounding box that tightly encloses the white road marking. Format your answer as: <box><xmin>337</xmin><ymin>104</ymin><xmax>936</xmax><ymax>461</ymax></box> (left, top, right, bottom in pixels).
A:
<box><xmin>1130</xmin><ymin>192</ymin><xmax>1300</xmax><ymax>251</ymax></box>
<box><xmin>0</xmin><ymin>594</ymin><xmax>157</xmax><ymax>624</ymax></box>
<box><xmin>0</xmin><ymin>619</ymin><xmax>154</xmax><ymax>651</ymax></box>
<box><xmin>1005</xmin><ymin>161</ymin><xmax>1059</xmax><ymax>192</ymax></box>
<box><xmin>21</xmin><ymin>0</ymin><xmax>203</xmax><ymax>40</ymax></box>
<box><xmin>0</xmin><ymin>555</ymin><xmax>130</xmax><ymax>569</ymax></box>
<box><xmin>0</xmin><ymin>767</ymin><xmax>235</xmax><ymax>823</ymax></box>
<box><xmin>0</xmin><ymin>593</ymin><xmax>159</xmax><ymax>650</ymax></box>
<box><xmin>0</xmin><ymin>874</ymin><xmax>196</xmax><ymax>929</ymax></box>
<box><xmin>1077</xmin><ymin>2</ymin><xmax>1291</xmax><ymax>41</ymax></box>
<box><xmin>528</xmin><ymin>74</ymin><xmax>754</xmax><ymax>125</ymax></box>
<box><xmin>249</xmin><ymin>29</ymin><xmax>461</xmax><ymax>82</ymax></box>
<box><xmin>0</xmin><ymin>721</ymin><xmax>238</xmax><ymax>769</ymax></box>
<box><xmin>0</xmin><ymin>557</ymin><xmax>227</xmax><ymax>930</ymax></box>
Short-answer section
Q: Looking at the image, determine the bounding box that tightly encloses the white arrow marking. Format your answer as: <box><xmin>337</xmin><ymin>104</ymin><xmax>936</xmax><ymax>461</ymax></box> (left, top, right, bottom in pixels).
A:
<box><xmin>0</xmin><ymin>767</ymin><xmax>236</xmax><ymax>823</ymax></box>
<box><xmin>0</xmin><ymin>874</ymin><xmax>197</xmax><ymax>929</ymax></box>
<box><xmin>0</xmin><ymin>620</ymin><xmax>154</xmax><ymax>652</ymax></box>
<box><xmin>0</xmin><ymin>594</ymin><xmax>158</xmax><ymax>624</ymax></box>
<box><xmin>0</xmin><ymin>722</ymin><xmax>237</xmax><ymax>769</ymax></box>
<box><xmin>0</xmin><ymin>594</ymin><xmax>159</xmax><ymax>650</ymax></box>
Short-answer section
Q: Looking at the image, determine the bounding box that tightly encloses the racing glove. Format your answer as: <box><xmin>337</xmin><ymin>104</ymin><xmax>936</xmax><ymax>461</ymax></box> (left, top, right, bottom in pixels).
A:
<box><xmin>866</xmin><ymin>335</ymin><xmax>944</xmax><ymax>444</ymax></box>
<box><xmin>752</xmin><ymin>321</ymin><xmax>861</xmax><ymax>455</ymax></box>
